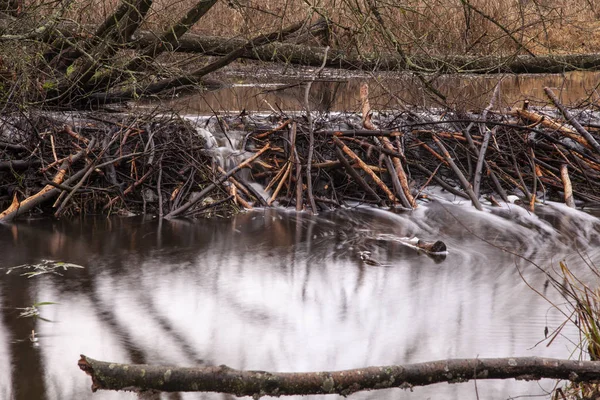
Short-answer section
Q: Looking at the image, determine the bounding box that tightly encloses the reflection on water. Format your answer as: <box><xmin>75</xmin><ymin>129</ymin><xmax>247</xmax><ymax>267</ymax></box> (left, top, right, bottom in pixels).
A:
<box><xmin>166</xmin><ymin>71</ymin><xmax>600</xmax><ymax>113</ymax></box>
<box><xmin>1</xmin><ymin>201</ymin><xmax>600</xmax><ymax>399</ymax></box>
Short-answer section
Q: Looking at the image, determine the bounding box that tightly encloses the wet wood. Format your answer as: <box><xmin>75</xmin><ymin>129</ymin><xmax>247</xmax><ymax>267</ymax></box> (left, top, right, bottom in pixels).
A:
<box><xmin>165</xmin><ymin>144</ymin><xmax>271</xmax><ymax>218</ymax></box>
<box><xmin>4</xmin><ymin>86</ymin><xmax>600</xmax><ymax>218</ymax></box>
<box><xmin>0</xmin><ymin>141</ymin><xmax>94</xmax><ymax>222</ymax></box>
<box><xmin>512</xmin><ymin>108</ymin><xmax>591</xmax><ymax>150</ymax></box>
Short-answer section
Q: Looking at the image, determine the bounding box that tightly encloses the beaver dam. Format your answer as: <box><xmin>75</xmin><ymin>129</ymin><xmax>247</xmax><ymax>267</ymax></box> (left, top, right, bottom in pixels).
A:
<box><xmin>2</xmin><ymin>83</ymin><xmax>600</xmax><ymax>221</ymax></box>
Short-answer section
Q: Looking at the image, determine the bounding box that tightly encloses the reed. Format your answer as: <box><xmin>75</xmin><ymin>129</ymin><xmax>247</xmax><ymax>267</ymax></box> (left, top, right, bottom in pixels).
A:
<box><xmin>551</xmin><ymin>260</ymin><xmax>600</xmax><ymax>399</ymax></box>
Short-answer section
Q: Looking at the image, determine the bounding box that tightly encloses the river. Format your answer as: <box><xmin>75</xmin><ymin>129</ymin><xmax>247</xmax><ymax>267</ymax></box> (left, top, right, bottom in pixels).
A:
<box><xmin>1</xmin><ymin>198</ymin><xmax>599</xmax><ymax>399</ymax></box>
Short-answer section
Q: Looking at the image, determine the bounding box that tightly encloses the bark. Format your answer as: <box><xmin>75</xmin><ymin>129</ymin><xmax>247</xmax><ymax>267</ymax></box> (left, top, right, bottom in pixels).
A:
<box><xmin>333</xmin><ymin>136</ymin><xmax>397</xmax><ymax>204</ymax></box>
<box><xmin>164</xmin><ymin>144</ymin><xmax>271</xmax><ymax>218</ymax></box>
<box><xmin>432</xmin><ymin>135</ymin><xmax>483</xmax><ymax>210</ymax></box>
<box><xmin>46</xmin><ymin>0</ymin><xmax>145</xmax><ymax>70</ymax></box>
<box><xmin>78</xmin><ymin>355</ymin><xmax>600</xmax><ymax>396</ymax></box>
<box><xmin>0</xmin><ymin>159</ymin><xmax>40</xmax><ymax>170</ymax></box>
<box><xmin>334</xmin><ymin>146</ymin><xmax>384</xmax><ymax>206</ymax></box>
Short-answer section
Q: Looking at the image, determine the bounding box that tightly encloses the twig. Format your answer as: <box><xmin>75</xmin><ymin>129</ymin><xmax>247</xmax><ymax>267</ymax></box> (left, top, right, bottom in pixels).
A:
<box><xmin>304</xmin><ymin>46</ymin><xmax>329</xmax><ymax>213</ymax></box>
<box><xmin>433</xmin><ymin>135</ymin><xmax>482</xmax><ymax>210</ymax></box>
<box><xmin>165</xmin><ymin>145</ymin><xmax>270</xmax><ymax>218</ymax></box>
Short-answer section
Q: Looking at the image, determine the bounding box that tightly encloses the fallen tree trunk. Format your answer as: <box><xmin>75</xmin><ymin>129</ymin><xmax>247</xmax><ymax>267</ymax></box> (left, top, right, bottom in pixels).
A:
<box><xmin>132</xmin><ymin>31</ymin><xmax>600</xmax><ymax>74</ymax></box>
<box><xmin>78</xmin><ymin>355</ymin><xmax>600</xmax><ymax>396</ymax></box>
<box><xmin>13</xmin><ymin>17</ymin><xmax>600</xmax><ymax>76</ymax></box>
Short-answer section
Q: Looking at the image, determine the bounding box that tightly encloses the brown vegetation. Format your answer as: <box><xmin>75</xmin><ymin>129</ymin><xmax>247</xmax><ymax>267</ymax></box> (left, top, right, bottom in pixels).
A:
<box><xmin>52</xmin><ymin>0</ymin><xmax>600</xmax><ymax>56</ymax></box>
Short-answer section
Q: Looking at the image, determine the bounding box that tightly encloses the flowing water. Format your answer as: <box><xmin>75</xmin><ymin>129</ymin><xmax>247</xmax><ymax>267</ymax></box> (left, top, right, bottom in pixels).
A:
<box><xmin>5</xmin><ymin>71</ymin><xmax>600</xmax><ymax>399</ymax></box>
<box><xmin>2</xmin><ymin>199</ymin><xmax>600</xmax><ymax>399</ymax></box>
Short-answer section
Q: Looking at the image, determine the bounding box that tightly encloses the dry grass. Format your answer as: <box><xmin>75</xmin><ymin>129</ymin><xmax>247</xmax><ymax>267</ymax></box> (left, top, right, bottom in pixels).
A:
<box><xmin>57</xmin><ymin>0</ymin><xmax>600</xmax><ymax>56</ymax></box>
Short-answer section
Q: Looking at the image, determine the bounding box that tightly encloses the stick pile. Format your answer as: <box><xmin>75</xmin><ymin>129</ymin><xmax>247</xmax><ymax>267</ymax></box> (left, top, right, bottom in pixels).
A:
<box><xmin>1</xmin><ymin>85</ymin><xmax>600</xmax><ymax>221</ymax></box>
<box><xmin>0</xmin><ymin>112</ymin><xmax>239</xmax><ymax>221</ymax></box>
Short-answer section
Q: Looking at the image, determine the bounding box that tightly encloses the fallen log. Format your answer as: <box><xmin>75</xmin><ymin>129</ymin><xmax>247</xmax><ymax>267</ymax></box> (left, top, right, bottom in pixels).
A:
<box><xmin>131</xmin><ymin>32</ymin><xmax>600</xmax><ymax>74</ymax></box>
<box><xmin>78</xmin><ymin>355</ymin><xmax>600</xmax><ymax>396</ymax></box>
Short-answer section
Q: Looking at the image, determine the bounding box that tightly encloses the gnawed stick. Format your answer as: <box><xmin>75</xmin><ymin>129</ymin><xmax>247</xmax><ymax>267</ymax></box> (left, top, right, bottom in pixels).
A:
<box><xmin>360</xmin><ymin>82</ymin><xmax>415</xmax><ymax>209</ymax></box>
<box><xmin>511</xmin><ymin>108</ymin><xmax>593</xmax><ymax>150</ymax></box>
<box><xmin>227</xmin><ymin>183</ymin><xmax>252</xmax><ymax>209</ymax></box>
<box><xmin>64</xmin><ymin>124</ymin><xmax>90</xmax><ymax>144</ymax></box>
<box><xmin>254</xmin><ymin>119</ymin><xmax>292</xmax><ymax>139</ymax></box>
<box><xmin>332</xmin><ymin>136</ymin><xmax>397</xmax><ymax>204</ymax></box>
<box><xmin>334</xmin><ymin>147</ymin><xmax>384</xmax><ymax>206</ymax></box>
<box><xmin>380</xmin><ymin>150</ymin><xmax>411</xmax><ymax>208</ymax></box>
<box><xmin>103</xmin><ymin>167</ymin><xmax>154</xmax><ymax>210</ymax></box>
<box><xmin>78</xmin><ymin>355</ymin><xmax>600</xmax><ymax>396</ymax></box>
<box><xmin>381</xmin><ymin>136</ymin><xmax>416</xmax><ymax>208</ymax></box>
<box><xmin>560</xmin><ymin>164</ymin><xmax>575</xmax><ymax>208</ymax></box>
<box><xmin>268</xmin><ymin>162</ymin><xmax>291</xmax><ymax>206</ymax></box>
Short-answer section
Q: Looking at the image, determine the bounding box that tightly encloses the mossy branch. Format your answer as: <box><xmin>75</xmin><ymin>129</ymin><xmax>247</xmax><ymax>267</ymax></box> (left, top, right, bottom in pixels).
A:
<box><xmin>78</xmin><ymin>355</ymin><xmax>600</xmax><ymax>396</ymax></box>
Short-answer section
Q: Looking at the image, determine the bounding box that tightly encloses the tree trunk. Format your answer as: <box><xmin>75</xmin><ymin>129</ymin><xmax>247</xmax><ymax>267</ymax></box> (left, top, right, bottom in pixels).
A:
<box><xmin>78</xmin><ymin>355</ymin><xmax>600</xmax><ymax>396</ymax></box>
<box><xmin>132</xmin><ymin>31</ymin><xmax>600</xmax><ymax>74</ymax></box>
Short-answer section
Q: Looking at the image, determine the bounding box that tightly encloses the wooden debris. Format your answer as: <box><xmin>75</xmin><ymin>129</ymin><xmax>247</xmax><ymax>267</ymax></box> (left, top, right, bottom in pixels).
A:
<box><xmin>4</xmin><ymin>86</ymin><xmax>600</xmax><ymax>220</ymax></box>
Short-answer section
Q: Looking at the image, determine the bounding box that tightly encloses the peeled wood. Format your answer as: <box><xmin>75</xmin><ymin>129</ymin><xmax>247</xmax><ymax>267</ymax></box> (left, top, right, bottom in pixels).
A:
<box><xmin>332</xmin><ymin>136</ymin><xmax>396</xmax><ymax>204</ymax></box>
<box><xmin>560</xmin><ymin>164</ymin><xmax>575</xmax><ymax>208</ymax></box>
<box><xmin>0</xmin><ymin>140</ymin><xmax>94</xmax><ymax>222</ymax></box>
<box><xmin>78</xmin><ymin>355</ymin><xmax>600</xmax><ymax>396</ymax></box>
<box><xmin>512</xmin><ymin>108</ymin><xmax>592</xmax><ymax>150</ymax></box>
<box><xmin>381</xmin><ymin>137</ymin><xmax>416</xmax><ymax>208</ymax></box>
<box><xmin>334</xmin><ymin>147</ymin><xmax>384</xmax><ymax>205</ymax></box>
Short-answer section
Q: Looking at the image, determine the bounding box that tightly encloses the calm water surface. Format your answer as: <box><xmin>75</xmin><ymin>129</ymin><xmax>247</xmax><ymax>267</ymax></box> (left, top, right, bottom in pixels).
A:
<box><xmin>1</xmin><ymin>201</ymin><xmax>600</xmax><ymax>399</ymax></box>
<box><xmin>165</xmin><ymin>70</ymin><xmax>600</xmax><ymax>113</ymax></box>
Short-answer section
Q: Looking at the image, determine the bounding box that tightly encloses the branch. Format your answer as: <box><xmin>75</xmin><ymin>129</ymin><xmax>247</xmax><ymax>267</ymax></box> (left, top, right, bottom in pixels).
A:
<box><xmin>92</xmin><ymin>20</ymin><xmax>306</xmax><ymax>102</ymax></box>
<box><xmin>78</xmin><ymin>355</ymin><xmax>600</xmax><ymax>396</ymax></box>
<box><xmin>165</xmin><ymin>144</ymin><xmax>270</xmax><ymax>218</ymax></box>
